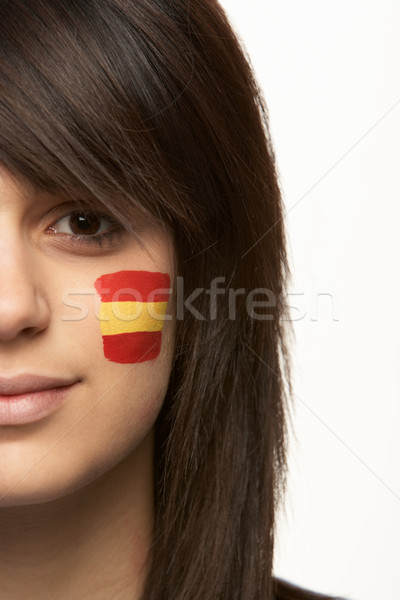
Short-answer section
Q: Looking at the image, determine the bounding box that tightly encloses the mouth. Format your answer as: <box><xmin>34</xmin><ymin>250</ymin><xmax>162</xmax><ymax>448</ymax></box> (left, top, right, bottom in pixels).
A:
<box><xmin>0</xmin><ymin>374</ymin><xmax>82</xmax><ymax>426</ymax></box>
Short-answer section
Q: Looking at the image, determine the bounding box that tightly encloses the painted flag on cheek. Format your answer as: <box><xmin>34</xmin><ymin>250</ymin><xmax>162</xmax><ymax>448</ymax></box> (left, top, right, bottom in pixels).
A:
<box><xmin>94</xmin><ymin>270</ymin><xmax>171</xmax><ymax>364</ymax></box>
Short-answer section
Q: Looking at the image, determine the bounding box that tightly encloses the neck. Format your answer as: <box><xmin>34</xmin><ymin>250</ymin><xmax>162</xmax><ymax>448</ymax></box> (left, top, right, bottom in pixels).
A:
<box><xmin>0</xmin><ymin>433</ymin><xmax>154</xmax><ymax>600</ymax></box>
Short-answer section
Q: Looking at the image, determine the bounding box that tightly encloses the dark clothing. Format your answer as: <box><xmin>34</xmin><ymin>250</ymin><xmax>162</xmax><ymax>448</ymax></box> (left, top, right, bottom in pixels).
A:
<box><xmin>274</xmin><ymin>577</ymin><xmax>348</xmax><ymax>600</ymax></box>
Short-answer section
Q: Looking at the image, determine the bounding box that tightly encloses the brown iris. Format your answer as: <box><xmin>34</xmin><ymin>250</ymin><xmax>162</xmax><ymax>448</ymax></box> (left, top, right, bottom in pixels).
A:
<box><xmin>68</xmin><ymin>212</ymin><xmax>101</xmax><ymax>235</ymax></box>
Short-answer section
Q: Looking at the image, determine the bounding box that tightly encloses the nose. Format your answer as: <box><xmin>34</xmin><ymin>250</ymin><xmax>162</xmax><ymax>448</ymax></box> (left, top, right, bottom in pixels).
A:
<box><xmin>0</xmin><ymin>240</ymin><xmax>50</xmax><ymax>342</ymax></box>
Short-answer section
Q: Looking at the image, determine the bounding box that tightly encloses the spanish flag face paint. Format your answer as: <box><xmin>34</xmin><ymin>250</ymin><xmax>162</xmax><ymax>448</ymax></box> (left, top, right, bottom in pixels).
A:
<box><xmin>94</xmin><ymin>270</ymin><xmax>171</xmax><ymax>364</ymax></box>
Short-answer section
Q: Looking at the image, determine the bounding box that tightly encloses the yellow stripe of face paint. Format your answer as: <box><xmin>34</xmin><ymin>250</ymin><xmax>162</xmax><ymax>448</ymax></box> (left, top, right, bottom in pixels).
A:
<box><xmin>99</xmin><ymin>301</ymin><xmax>168</xmax><ymax>335</ymax></box>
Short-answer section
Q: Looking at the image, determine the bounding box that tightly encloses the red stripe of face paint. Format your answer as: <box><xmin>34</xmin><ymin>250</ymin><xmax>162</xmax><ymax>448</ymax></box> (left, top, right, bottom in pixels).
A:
<box><xmin>101</xmin><ymin>331</ymin><xmax>162</xmax><ymax>364</ymax></box>
<box><xmin>95</xmin><ymin>271</ymin><xmax>170</xmax><ymax>303</ymax></box>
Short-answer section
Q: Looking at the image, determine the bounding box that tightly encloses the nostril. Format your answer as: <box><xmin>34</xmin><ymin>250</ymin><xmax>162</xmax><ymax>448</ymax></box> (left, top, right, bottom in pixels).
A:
<box><xmin>0</xmin><ymin>294</ymin><xmax>51</xmax><ymax>341</ymax></box>
<box><xmin>22</xmin><ymin>325</ymin><xmax>44</xmax><ymax>338</ymax></box>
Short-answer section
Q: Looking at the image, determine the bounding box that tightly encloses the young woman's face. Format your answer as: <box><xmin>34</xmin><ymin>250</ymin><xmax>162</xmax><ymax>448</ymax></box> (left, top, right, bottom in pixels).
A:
<box><xmin>0</xmin><ymin>166</ymin><xmax>175</xmax><ymax>507</ymax></box>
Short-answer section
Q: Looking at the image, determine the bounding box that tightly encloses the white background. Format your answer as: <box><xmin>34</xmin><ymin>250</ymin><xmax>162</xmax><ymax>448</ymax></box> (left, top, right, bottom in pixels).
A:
<box><xmin>218</xmin><ymin>2</ymin><xmax>400</xmax><ymax>599</ymax></box>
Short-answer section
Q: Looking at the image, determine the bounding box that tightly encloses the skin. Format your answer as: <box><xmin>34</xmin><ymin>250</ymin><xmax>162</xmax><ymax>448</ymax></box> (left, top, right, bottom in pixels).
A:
<box><xmin>0</xmin><ymin>166</ymin><xmax>175</xmax><ymax>599</ymax></box>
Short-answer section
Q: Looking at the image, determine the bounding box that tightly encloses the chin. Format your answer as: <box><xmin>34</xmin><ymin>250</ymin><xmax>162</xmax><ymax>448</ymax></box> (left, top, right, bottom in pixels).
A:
<box><xmin>0</xmin><ymin>470</ymin><xmax>85</xmax><ymax>508</ymax></box>
<box><xmin>0</xmin><ymin>449</ymin><xmax>108</xmax><ymax>509</ymax></box>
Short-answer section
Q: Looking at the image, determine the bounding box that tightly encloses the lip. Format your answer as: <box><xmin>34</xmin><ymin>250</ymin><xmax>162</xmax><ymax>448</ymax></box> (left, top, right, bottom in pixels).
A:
<box><xmin>0</xmin><ymin>374</ymin><xmax>80</xmax><ymax>426</ymax></box>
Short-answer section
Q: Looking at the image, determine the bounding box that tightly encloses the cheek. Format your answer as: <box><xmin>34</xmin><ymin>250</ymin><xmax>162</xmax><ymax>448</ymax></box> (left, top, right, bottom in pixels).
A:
<box><xmin>94</xmin><ymin>270</ymin><xmax>171</xmax><ymax>365</ymax></box>
<box><xmin>66</xmin><ymin>319</ymin><xmax>175</xmax><ymax>492</ymax></box>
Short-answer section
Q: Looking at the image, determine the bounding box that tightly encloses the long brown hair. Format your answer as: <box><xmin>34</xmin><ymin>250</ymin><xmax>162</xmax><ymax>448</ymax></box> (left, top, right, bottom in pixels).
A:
<box><xmin>0</xmin><ymin>1</ymin><xmax>342</xmax><ymax>598</ymax></box>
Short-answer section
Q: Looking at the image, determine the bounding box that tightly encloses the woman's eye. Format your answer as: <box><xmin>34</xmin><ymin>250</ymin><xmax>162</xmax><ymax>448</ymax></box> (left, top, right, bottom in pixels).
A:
<box><xmin>46</xmin><ymin>209</ymin><xmax>125</xmax><ymax>250</ymax></box>
<box><xmin>50</xmin><ymin>211</ymin><xmax>113</xmax><ymax>236</ymax></box>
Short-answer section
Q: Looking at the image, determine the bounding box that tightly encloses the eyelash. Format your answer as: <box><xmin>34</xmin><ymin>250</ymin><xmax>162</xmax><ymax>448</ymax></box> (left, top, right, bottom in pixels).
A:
<box><xmin>68</xmin><ymin>228</ymin><xmax>122</xmax><ymax>248</ymax></box>
<box><xmin>48</xmin><ymin>210</ymin><xmax>125</xmax><ymax>249</ymax></box>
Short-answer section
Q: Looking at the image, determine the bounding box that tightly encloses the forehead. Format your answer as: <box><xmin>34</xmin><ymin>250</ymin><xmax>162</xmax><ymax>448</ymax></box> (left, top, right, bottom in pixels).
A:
<box><xmin>0</xmin><ymin>165</ymin><xmax>95</xmax><ymax>214</ymax></box>
<box><xmin>0</xmin><ymin>166</ymin><xmax>29</xmax><ymax>190</ymax></box>
<box><xmin>0</xmin><ymin>167</ymin><xmax>60</xmax><ymax>214</ymax></box>
<box><xmin>0</xmin><ymin>166</ymin><xmax>35</xmax><ymax>203</ymax></box>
